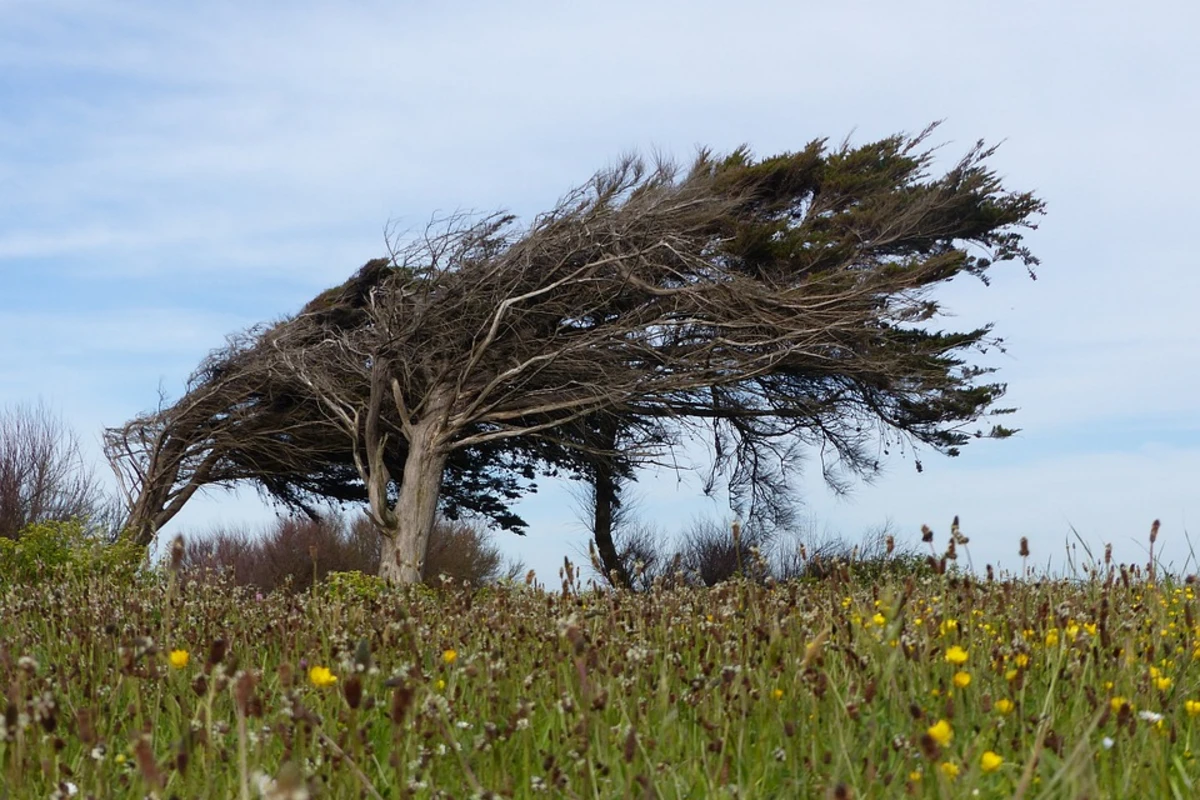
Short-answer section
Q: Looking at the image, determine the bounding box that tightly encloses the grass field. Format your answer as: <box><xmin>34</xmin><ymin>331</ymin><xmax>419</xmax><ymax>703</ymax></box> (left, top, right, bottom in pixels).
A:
<box><xmin>2</xmin><ymin>545</ymin><xmax>1199</xmax><ymax>799</ymax></box>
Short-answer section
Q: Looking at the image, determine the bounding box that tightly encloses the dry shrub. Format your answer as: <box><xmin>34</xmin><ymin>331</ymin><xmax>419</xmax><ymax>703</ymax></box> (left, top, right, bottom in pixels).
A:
<box><xmin>417</xmin><ymin>516</ymin><xmax>523</xmax><ymax>585</ymax></box>
<box><xmin>180</xmin><ymin>513</ymin><xmax>518</xmax><ymax>593</ymax></box>
<box><xmin>675</xmin><ymin>518</ymin><xmax>773</xmax><ymax>586</ymax></box>
<box><xmin>610</xmin><ymin>523</ymin><xmax>681</xmax><ymax>592</ymax></box>
<box><xmin>0</xmin><ymin>401</ymin><xmax>108</xmax><ymax>540</ymax></box>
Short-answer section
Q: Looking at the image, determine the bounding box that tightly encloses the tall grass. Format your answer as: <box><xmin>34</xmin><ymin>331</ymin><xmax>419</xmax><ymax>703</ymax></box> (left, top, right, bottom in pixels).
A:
<box><xmin>1</xmin><ymin>523</ymin><xmax>1198</xmax><ymax>797</ymax></box>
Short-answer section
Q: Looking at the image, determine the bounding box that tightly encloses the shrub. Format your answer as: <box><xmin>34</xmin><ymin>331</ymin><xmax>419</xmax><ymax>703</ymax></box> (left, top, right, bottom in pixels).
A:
<box><xmin>0</xmin><ymin>518</ymin><xmax>145</xmax><ymax>585</ymax></box>
<box><xmin>775</xmin><ymin>521</ymin><xmax>933</xmax><ymax>583</ymax></box>
<box><xmin>419</xmin><ymin>516</ymin><xmax>523</xmax><ymax>586</ymax></box>
<box><xmin>179</xmin><ymin>516</ymin><xmax>372</xmax><ymax>594</ymax></box>
<box><xmin>605</xmin><ymin>522</ymin><xmax>681</xmax><ymax>591</ymax></box>
<box><xmin>179</xmin><ymin>513</ymin><xmax>521</xmax><ymax>593</ymax></box>
<box><xmin>675</xmin><ymin>517</ymin><xmax>773</xmax><ymax>586</ymax></box>
<box><xmin>322</xmin><ymin>570</ymin><xmax>388</xmax><ymax>603</ymax></box>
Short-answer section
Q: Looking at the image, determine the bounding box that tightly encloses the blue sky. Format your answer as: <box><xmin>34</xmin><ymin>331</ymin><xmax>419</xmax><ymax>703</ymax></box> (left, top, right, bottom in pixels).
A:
<box><xmin>2</xmin><ymin>0</ymin><xmax>1198</xmax><ymax>580</ymax></box>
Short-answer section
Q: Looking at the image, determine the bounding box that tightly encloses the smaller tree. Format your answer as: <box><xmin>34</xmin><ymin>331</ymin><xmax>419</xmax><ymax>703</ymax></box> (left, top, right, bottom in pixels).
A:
<box><xmin>0</xmin><ymin>401</ymin><xmax>106</xmax><ymax>540</ymax></box>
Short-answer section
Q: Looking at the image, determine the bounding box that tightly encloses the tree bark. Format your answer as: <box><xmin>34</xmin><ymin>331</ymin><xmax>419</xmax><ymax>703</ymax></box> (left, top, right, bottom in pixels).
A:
<box><xmin>378</xmin><ymin>415</ymin><xmax>448</xmax><ymax>585</ymax></box>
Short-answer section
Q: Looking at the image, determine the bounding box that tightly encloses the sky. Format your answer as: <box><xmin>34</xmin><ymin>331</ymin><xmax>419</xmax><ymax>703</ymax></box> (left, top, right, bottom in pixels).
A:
<box><xmin>2</xmin><ymin>0</ymin><xmax>1198</xmax><ymax>581</ymax></box>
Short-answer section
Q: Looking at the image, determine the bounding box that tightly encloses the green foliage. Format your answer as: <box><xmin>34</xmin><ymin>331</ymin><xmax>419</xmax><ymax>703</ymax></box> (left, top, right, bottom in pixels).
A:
<box><xmin>321</xmin><ymin>569</ymin><xmax>387</xmax><ymax>603</ymax></box>
<box><xmin>0</xmin><ymin>519</ymin><xmax>145</xmax><ymax>585</ymax></box>
<box><xmin>799</xmin><ymin>551</ymin><xmax>938</xmax><ymax>583</ymax></box>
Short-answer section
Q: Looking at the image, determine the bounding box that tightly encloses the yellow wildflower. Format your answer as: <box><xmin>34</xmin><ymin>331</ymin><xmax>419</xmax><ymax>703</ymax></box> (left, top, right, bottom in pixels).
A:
<box><xmin>1185</xmin><ymin>700</ymin><xmax>1200</xmax><ymax>717</ymax></box>
<box><xmin>945</xmin><ymin>645</ymin><xmax>968</xmax><ymax>665</ymax></box>
<box><xmin>940</xmin><ymin>761</ymin><xmax>960</xmax><ymax>780</ymax></box>
<box><xmin>1044</xmin><ymin>629</ymin><xmax>1059</xmax><ymax>647</ymax></box>
<box><xmin>308</xmin><ymin>665</ymin><xmax>337</xmax><ymax>688</ymax></box>
<box><xmin>953</xmin><ymin>671</ymin><xmax>971</xmax><ymax>689</ymax></box>
<box><xmin>908</xmin><ymin>770</ymin><xmax>922</xmax><ymax>782</ymax></box>
<box><xmin>772</xmin><ymin>688</ymin><xmax>784</xmax><ymax>701</ymax></box>
<box><xmin>994</xmin><ymin>698</ymin><xmax>1015</xmax><ymax>715</ymax></box>
<box><xmin>980</xmin><ymin>751</ymin><xmax>1003</xmax><ymax>773</ymax></box>
<box><xmin>872</xmin><ymin>612</ymin><xmax>887</xmax><ymax>627</ymax></box>
<box><xmin>1156</xmin><ymin>675</ymin><xmax>1173</xmax><ymax>691</ymax></box>
<box><xmin>1111</xmin><ymin>696</ymin><xmax>1130</xmax><ymax>713</ymax></box>
<box><xmin>1014</xmin><ymin>653</ymin><xmax>1030</xmax><ymax>668</ymax></box>
<box><xmin>168</xmin><ymin>649</ymin><xmax>189</xmax><ymax>669</ymax></box>
<box><xmin>442</xmin><ymin>649</ymin><xmax>458</xmax><ymax>665</ymax></box>
<box><xmin>927</xmin><ymin>719</ymin><xmax>953</xmax><ymax>746</ymax></box>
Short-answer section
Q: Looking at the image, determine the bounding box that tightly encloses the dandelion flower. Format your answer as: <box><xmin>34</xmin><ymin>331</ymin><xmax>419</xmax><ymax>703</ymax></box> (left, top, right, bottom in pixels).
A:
<box><xmin>994</xmin><ymin>698</ymin><xmax>1015</xmax><ymax>715</ymax></box>
<box><xmin>945</xmin><ymin>646</ymin><xmax>968</xmax><ymax>665</ymax></box>
<box><xmin>309</xmin><ymin>666</ymin><xmax>337</xmax><ymax>688</ymax></box>
<box><xmin>1156</xmin><ymin>676</ymin><xmax>1173</xmax><ymax>691</ymax></box>
<box><xmin>442</xmin><ymin>649</ymin><xmax>458</xmax><ymax>665</ymax></box>
<box><xmin>952</xmin><ymin>671</ymin><xmax>971</xmax><ymax>688</ymax></box>
<box><xmin>872</xmin><ymin>612</ymin><xmax>886</xmax><ymax>627</ymax></box>
<box><xmin>1044</xmin><ymin>629</ymin><xmax>1059</xmax><ymax>647</ymax></box>
<box><xmin>168</xmin><ymin>649</ymin><xmax>190</xmax><ymax>669</ymax></box>
<box><xmin>1014</xmin><ymin>653</ymin><xmax>1030</xmax><ymax>668</ymax></box>
<box><xmin>980</xmin><ymin>751</ymin><xmax>1003</xmax><ymax>773</ymax></box>
<box><xmin>927</xmin><ymin>719</ymin><xmax>953</xmax><ymax>746</ymax></box>
<box><xmin>939</xmin><ymin>761</ymin><xmax>960</xmax><ymax>780</ymax></box>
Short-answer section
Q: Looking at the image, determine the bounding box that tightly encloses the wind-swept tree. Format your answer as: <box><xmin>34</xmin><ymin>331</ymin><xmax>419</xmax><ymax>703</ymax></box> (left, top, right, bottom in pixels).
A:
<box><xmin>111</xmin><ymin>127</ymin><xmax>1041</xmax><ymax>585</ymax></box>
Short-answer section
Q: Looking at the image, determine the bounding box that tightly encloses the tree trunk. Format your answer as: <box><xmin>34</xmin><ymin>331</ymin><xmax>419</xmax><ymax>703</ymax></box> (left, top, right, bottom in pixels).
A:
<box><xmin>592</xmin><ymin>459</ymin><xmax>631</xmax><ymax>589</ymax></box>
<box><xmin>588</xmin><ymin>415</ymin><xmax>631</xmax><ymax>589</ymax></box>
<box><xmin>378</xmin><ymin>416</ymin><xmax>448</xmax><ymax>585</ymax></box>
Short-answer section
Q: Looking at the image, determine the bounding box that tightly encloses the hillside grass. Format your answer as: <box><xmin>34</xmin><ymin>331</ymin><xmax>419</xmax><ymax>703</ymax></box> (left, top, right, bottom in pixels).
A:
<box><xmin>2</xmin><ymin>552</ymin><xmax>1199</xmax><ymax>798</ymax></box>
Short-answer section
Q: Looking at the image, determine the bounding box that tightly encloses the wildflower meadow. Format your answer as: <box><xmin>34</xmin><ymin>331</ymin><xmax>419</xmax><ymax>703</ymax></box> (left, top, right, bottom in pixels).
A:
<box><xmin>1</xmin><ymin>522</ymin><xmax>1199</xmax><ymax>798</ymax></box>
